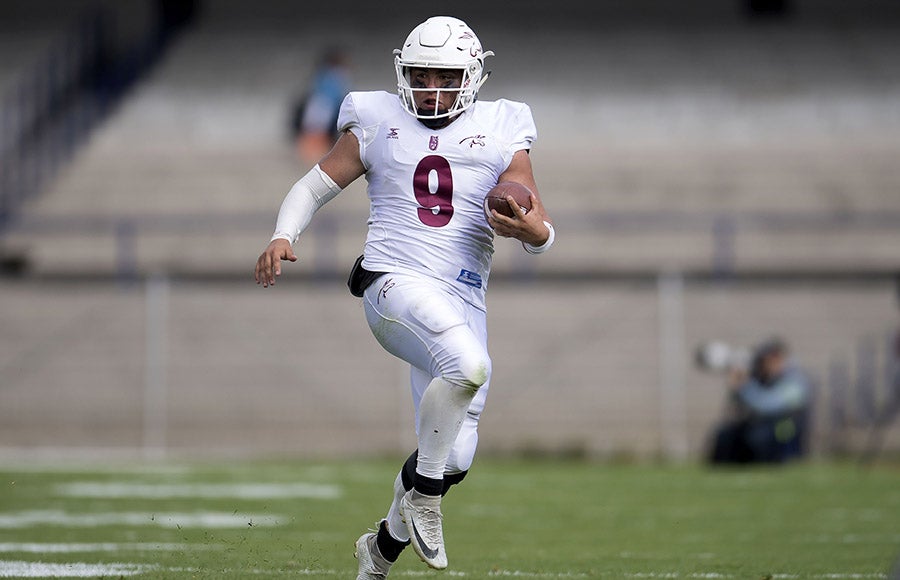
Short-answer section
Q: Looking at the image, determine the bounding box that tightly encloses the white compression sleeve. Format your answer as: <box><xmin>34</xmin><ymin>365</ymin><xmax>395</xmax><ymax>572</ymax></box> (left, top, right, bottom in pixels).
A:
<box><xmin>270</xmin><ymin>164</ymin><xmax>342</xmax><ymax>244</ymax></box>
<box><xmin>416</xmin><ymin>377</ymin><xmax>478</xmax><ymax>480</ymax></box>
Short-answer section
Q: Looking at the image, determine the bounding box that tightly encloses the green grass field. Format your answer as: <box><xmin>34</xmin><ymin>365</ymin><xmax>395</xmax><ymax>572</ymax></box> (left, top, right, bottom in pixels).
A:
<box><xmin>1</xmin><ymin>458</ymin><xmax>898</xmax><ymax>578</ymax></box>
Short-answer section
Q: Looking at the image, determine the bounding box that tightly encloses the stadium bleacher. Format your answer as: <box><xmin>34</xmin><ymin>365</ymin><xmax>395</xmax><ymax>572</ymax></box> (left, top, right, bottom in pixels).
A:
<box><xmin>3</xmin><ymin>0</ymin><xmax>899</xmax><ymax>276</ymax></box>
<box><xmin>1</xmin><ymin>0</ymin><xmax>898</xmax><ymax>459</ymax></box>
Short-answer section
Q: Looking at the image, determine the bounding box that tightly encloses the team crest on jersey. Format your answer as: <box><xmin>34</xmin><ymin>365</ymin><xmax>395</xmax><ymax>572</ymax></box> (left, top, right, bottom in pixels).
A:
<box><xmin>459</xmin><ymin>134</ymin><xmax>486</xmax><ymax>148</ymax></box>
<box><xmin>386</xmin><ymin>128</ymin><xmax>399</xmax><ymax>139</ymax></box>
<box><xmin>429</xmin><ymin>135</ymin><xmax>439</xmax><ymax>151</ymax></box>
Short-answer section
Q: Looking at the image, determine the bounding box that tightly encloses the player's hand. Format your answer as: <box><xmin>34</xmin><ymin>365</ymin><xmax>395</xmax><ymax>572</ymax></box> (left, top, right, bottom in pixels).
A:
<box><xmin>254</xmin><ymin>238</ymin><xmax>297</xmax><ymax>288</ymax></box>
<box><xmin>488</xmin><ymin>193</ymin><xmax>550</xmax><ymax>246</ymax></box>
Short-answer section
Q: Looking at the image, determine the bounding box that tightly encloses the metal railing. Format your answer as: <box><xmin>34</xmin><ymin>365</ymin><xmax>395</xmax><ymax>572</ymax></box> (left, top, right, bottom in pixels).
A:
<box><xmin>828</xmin><ymin>328</ymin><xmax>900</xmax><ymax>461</ymax></box>
<box><xmin>3</xmin><ymin>207</ymin><xmax>900</xmax><ymax>282</ymax></box>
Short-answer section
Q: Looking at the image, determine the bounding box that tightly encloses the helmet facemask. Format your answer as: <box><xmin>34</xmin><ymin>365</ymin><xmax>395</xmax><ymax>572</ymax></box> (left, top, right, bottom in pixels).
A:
<box><xmin>393</xmin><ymin>16</ymin><xmax>493</xmax><ymax>125</ymax></box>
<box><xmin>395</xmin><ymin>57</ymin><xmax>490</xmax><ymax>122</ymax></box>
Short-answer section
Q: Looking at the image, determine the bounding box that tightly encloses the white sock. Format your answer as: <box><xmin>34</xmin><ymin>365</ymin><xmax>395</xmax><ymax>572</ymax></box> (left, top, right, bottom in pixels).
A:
<box><xmin>415</xmin><ymin>377</ymin><xmax>477</xmax><ymax>481</ymax></box>
<box><xmin>385</xmin><ymin>472</ymin><xmax>410</xmax><ymax>542</ymax></box>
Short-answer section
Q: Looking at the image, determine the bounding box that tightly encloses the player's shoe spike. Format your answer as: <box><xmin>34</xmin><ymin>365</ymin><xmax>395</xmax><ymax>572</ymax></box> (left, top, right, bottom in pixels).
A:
<box><xmin>355</xmin><ymin>529</ymin><xmax>393</xmax><ymax>580</ymax></box>
<box><xmin>399</xmin><ymin>489</ymin><xmax>447</xmax><ymax>569</ymax></box>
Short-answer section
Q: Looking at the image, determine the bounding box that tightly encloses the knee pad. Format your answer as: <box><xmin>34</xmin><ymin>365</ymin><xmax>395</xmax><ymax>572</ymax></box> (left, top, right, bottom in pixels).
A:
<box><xmin>447</xmin><ymin>424</ymin><xmax>479</xmax><ymax>472</ymax></box>
<box><xmin>456</xmin><ymin>348</ymin><xmax>491</xmax><ymax>391</ymax></box>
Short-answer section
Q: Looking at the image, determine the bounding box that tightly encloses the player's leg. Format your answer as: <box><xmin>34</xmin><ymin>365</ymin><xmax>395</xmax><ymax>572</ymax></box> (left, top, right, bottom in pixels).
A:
<box><xmin>362</xmin><ymin>274</ymin><xmax>491</xmax><ymax>569</ymax></box>
<box><xmin>382</xmin><ymin>366</ymin><xmax>434</xmax><ymax>550</ymax></box>
<box><xmin>378</xmin><ymin>363</ymin><xmax>479</xmax><ymax>563</ymax></box>
<box><xmin>402</xmin><ymin>304</ymin><xmax>489</xmax><ymax>480</ymax></box>
<box><xmin>374</xmin><ymin>396</ymin><xmax>485</xmax><ymax>573</ymax></box>
<box><xmin>445</xmin><ymin>304</ymin><xmax>489</xmax><ymax>475</ymax></box>
<box><xmin>392</xmin><ymin>310</ymin><xmax>487</xmax><ymax>566</ymax></box>
<box><xmin>365</xmin><ymin>275</ymin><xmax>491</xmax><ymax>485</ymax></box>
<box><xmin>400</xmin><ymin>372</ymin><xmax>486</xmax><ymax>569</ymax></box>
<box><xmin>363</xmin><ymin>372</ymin><xmax>429</xmax><ymax>577</ymax></box>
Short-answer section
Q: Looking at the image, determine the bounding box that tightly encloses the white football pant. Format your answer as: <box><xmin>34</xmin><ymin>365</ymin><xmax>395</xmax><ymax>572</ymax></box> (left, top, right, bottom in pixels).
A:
<box><xmin>363</xmin><ymin>272</ymin><xmax>491</xmax><ymax>476</ymax></box>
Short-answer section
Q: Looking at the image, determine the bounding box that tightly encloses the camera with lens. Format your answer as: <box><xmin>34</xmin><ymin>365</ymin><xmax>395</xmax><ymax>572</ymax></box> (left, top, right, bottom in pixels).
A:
<box><xmin>695</xmin><ymin>340</ymin><xmax>751</xmax><ymax>374</ymax></box>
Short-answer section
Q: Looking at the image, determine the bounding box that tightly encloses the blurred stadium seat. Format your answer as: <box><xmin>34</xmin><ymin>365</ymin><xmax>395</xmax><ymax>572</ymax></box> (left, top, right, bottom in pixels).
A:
<box><xmin>1</xmin><ymin>0</ymin><xmax>899</xmax><ymax>460</ymax></box>
<box><xmin>3</xmin><ymin>0</ymin><xmax>900</xmax><ymax>276</ymax></box>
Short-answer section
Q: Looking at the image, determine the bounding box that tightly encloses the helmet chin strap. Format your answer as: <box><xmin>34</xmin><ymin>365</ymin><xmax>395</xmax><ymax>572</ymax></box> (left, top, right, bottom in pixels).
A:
<box><xmin>418</xmin><ymin>115</ymin><xmax>456</xmax><ymax>129</ymax></box>
<box><xmin>416</xmin><ymin>97</ymin><xmax>459</xmax><ymax>128</ymax></box>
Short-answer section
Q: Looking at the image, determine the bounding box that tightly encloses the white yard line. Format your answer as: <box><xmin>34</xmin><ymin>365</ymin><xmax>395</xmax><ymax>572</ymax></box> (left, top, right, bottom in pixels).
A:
<box><xmin>623</xmin><ymin>574</ymin><xmax>887</xmax><ymax>580</ymax></box>
<box><xmin>0</xmin><ymin>564</ymin><xmax>466</xmax><ymax>578</ymax></box>
<box><xmin>773</xmin><ymin>576</ymin><xmax>888</xmax><ymax>579</ymax></box>
<box><xmin>2</xmin><ymin>465</ymin><xmax>191</xmax><ymax>475</ymax></box>
<box><xmin>0</xmin><ymin>560</ymin><xmax>887</xmax><ymax>580</ymax></box>
<box><xmin>0</xmin><ymin>510</ymin><xmax>284</xmax><ymax>529</ymax></box>
<box><xmin>795</xmin><ymin>533</ymin><xmax>900</xmax><ymax>544</ymax></box>
<box><xmin>485</xmin><ymin>573</ymin><xmax>593</xmax><ymax>578</ymax></box>
<box><xmin>55</xmin><ymin>481</ymin><xmax>340</xmax><ymax>499</ymax></box>
<box><xmin>0</xmin><ymin>543</ymin><xmax>219</xmax><ymax>553</ymax></box>
<box><xmin>0</xmin><ymin>561</ymin><xmax>887</xmax><ymax>579</ymax></box>
<box><xmin>0</xmin><ymin>561</ymin><xmax>152</xmax><ymax>578</ymax></box>
<box><xmin>418</xmin><ymin>574</ymin><xmax>887</xmax><ymax>580</ymax></box>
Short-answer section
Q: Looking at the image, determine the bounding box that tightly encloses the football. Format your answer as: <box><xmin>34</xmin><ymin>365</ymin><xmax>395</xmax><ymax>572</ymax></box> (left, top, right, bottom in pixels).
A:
<box><xmin>483</xmin><ymin>181</ymin><xmax>533</xmax><ymax>221</ymax></box>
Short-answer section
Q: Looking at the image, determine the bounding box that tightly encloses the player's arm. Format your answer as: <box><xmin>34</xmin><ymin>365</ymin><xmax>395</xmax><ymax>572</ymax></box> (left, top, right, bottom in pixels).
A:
<box><xmin>254</xmin><ymin>130</ymin><xmax>365</xmax><ymax>287</ymax></box>
<box><xmin>318</xmin><ymin>129</ymin><xmax>367</xmax><ymax>188</ymax></box>
<box><xmin>489</xmin><ymin>149</ymin><xmax>554</xmax><ymax>250</ymax></box>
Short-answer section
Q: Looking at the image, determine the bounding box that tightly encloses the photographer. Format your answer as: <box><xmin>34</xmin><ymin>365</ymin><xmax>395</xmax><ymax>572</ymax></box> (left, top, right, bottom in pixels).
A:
<box><xmin>706</xmin><ymin>337</ymin><xmax>813</xmax><ymax>464</ymax></box>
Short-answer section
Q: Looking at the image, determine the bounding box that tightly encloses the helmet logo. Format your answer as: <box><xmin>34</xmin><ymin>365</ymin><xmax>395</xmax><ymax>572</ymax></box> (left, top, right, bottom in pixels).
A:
<box><xmin>456</xmin><ymin>31</ymin><xmax>482</xmax><ymax>58</ymax></box>
<box><xmin>429</xmin><ymin>135</ymin><xmax>439</xmax><ymax>151</ymax></box>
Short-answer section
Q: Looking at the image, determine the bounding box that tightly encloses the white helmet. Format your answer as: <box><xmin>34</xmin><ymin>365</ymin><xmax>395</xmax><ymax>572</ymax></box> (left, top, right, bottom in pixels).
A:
<box><xmin>394</xmin><ymin>16</ymin><xmax>494</xmax><ymax>121</ymax></box>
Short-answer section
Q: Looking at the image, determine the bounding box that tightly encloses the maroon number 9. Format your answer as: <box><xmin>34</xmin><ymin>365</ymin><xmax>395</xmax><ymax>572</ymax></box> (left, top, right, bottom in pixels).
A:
<box><xmin>413</xmin><ymin>155</ymin><xmax>454</xmax><ymax>227</ymax></box>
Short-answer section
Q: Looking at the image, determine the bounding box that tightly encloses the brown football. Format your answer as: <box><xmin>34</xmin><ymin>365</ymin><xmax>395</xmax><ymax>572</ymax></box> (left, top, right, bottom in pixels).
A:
<box><xmin>483</xmin><ymin>181</ymin><xmax>533</xmax><ymax>221</ymax></box>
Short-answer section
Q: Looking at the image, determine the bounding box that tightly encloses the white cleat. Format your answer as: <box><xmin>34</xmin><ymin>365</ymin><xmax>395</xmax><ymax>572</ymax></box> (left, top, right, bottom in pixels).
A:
<box><xmin>399</xmin><ymin>489</ymin><xmax>447</xmax><ymax>569</ymax></box>
<box><xmin>355</xmin><ymin>530</ymin><xmax>393</xmax><ymax>580</ymax></box>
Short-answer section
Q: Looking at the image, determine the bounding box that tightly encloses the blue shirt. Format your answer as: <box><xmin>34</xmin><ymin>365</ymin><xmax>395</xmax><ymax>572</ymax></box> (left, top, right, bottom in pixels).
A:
<box><xmin>735</xmin><ymin>364</ymin><xmax>811</xmax><ymax>418</ymax></box>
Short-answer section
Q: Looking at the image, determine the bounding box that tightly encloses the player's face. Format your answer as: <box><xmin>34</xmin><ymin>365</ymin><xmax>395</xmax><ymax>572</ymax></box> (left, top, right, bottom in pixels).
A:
<box><xmin>408</xmin><ymin>67</ymin><xmax>464</xmax><ymax>117</ymax></box>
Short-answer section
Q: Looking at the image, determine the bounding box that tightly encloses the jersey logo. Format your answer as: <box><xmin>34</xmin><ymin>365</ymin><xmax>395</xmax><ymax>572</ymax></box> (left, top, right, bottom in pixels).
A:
<box><xmin>377</xmin><ymin>277</ymin><xmax>396</xmax><ymax>304</ymax></box>
<box><xmin>386</xmin><ymin>128</ymin><xmax>399</xmax><ymax>139</ymax></box>
<box><xmin>456</xmin><ymin>269</ymin><xmax>482</xmax><ymax>289</ymax></box>
<box><xmin>459</xmin><ymin>134</ymin><xmax>486</xmax><ymax>148</ymax></box>
<box><xmin>429</xmin><ymin>135</ymin><xmax>439</xmax><ymax>151</ymax></box>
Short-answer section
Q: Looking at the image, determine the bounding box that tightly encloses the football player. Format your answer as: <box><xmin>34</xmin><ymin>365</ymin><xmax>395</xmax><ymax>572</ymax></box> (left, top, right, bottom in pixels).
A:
<box><xmin>254</xmin><ymin>16</ymin><xmax>555</xmax><ymax>578</ymax></box>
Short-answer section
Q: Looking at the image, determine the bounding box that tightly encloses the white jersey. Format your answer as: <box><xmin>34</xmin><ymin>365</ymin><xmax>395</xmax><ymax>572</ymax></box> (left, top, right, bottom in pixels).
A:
<box><xmin>338</xmin><ymin>91</ymin><xmax>536</xmax><ymax>311</ymax></box>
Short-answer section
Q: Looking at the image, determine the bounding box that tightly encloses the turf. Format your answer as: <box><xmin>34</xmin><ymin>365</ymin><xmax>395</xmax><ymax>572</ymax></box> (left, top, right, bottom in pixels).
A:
<box><xmin>0</xmin><ymin>458</ymin><xmax>898</xmax><ymax>578</ymax></box>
